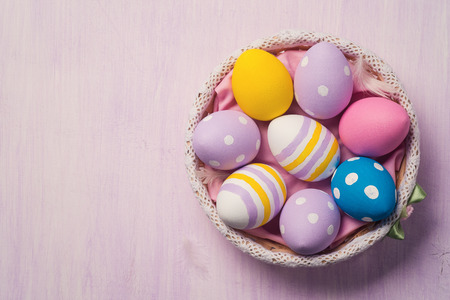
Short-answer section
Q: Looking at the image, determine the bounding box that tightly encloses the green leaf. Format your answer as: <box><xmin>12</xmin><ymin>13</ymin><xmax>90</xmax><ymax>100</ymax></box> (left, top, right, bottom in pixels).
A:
<box><xmin>408</xmin><ymin>184</ymin><xmax>427</xmax><ymax>205</ymax></box>
<box><xmin>387</xmin><ymin>219</ymin><xmax>405</xmax><ymax>240</ymax></box>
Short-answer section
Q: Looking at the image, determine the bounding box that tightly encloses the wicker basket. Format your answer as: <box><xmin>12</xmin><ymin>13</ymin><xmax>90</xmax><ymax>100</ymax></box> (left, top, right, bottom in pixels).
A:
<box><xmin>185</xmin><ymin>30</ymin><xmax>420</xmax><ymax>267</ymax></box>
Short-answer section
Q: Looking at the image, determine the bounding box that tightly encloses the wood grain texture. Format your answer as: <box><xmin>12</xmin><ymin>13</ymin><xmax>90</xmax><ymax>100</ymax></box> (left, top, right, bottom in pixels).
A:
<box><xmin>0</xmin><ymin>0</ymin><xmax>449</xmax><ymax>299</ymax></box>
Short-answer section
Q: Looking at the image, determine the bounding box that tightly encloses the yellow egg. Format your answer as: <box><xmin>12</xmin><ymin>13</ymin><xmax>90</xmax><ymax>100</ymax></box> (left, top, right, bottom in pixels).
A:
<box><xmin>231</xmin><ymin>49</ymin><xmax>293</xmax><ymax>121</ymax></box>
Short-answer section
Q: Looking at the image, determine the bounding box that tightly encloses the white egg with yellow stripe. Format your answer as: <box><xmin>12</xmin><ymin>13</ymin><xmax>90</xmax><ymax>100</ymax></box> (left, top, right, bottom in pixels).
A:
<box><xmin>268</xmin><ymin>115</ymin><xmax>340</xmax><ymax>182</ymax></box>
<box><xmin>216</xmin><ymin>163</ymin><xmax>287</xmax><ymax>230</ymax></box>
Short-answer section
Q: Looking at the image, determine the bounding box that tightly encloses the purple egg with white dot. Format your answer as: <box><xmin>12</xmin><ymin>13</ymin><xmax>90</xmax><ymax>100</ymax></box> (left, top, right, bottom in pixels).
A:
<box><xmin>279</xmin><ymin>189</ymin><xmax>341</xmax><ymax>255</ymax></box>
<box><xmin>294</xmin><ymin>42</ymin><xmax>353</xmax><ymax>119</ymax></box>
<box><xmin>193</xmin><ymin>110</ymin><xmax>261</xmax><ymax>170</ymax></box>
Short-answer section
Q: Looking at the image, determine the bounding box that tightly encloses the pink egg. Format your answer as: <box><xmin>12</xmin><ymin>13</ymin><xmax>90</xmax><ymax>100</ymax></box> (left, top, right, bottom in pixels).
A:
<box><xmin>279</xmin><ymin>189</ymin><xmax>341</xmax><ymax>255</ymax></box>
<box><xmin>193</xmin><ymin>110</ymin><xmax>261</xmax><ymax>170</ymax></box>
<box><xmin>339</xmin><ymin>97</ymin><xmax>410</xmax><ymax>157</ymax></box>
<box><xmin>294</xmin><ymin>42</ymin><xmax>353</xmax><ymax>119</ymax></box>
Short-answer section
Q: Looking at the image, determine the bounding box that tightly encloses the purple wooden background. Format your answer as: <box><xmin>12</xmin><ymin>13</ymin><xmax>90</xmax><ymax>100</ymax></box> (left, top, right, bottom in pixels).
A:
<box><xmin>1</xmin><ymin>0</ymin><xmax>449</xmax><ymax>299</ymax></box>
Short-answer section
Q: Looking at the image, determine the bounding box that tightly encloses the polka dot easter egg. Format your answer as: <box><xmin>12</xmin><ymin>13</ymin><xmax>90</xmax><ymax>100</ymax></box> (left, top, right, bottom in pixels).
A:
<box><xmin>294</xmin><ymin>42</ymin><xmax>353</xmax><ymax>119</ymax></box>
<box><xmin>279</xmin><ymin>189</ymin><xmax>341</xmax><ymax>255</ymax></box>
<box><xmin>267</xmin><ymin>114</ymin><xmax>340</xmax><ymax>182</ymax></box>
<box><xmin>216</xmin><ymin>163</ymin><xmax>287</xmax><ymax>230</ymax></box>
<box><xmin>193</xmin><ymin>110</ymin><xmax>261</xmax><ymax>170</ymax></box>
<box><xmin>232</xmin><ymin>49</ymin><xmax>293</xmax><ymax>121</ymax></box>
<box><xmin>331</xmin><ymin>157</ymin><xmax>397</xmax><ymax>222</ymax></box>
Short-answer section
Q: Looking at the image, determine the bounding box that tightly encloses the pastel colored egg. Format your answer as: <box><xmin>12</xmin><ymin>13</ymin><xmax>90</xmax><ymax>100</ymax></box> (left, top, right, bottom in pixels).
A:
<box><xmin>339</xmin><ymin>97</ymin><xmax>410</xmax><ymax>157</ymax></box>
<box><xmin>193</xmin><ymin>110</ymin><xmax>261</xmax><ymax>170</ymax></box>
<box><xmin>331</xmin><ymin>157</ymin><xmax>396</xmax><ymax>222</ymax></box>
<box><xmin>231</xmin><ymin>49</ymin><xmax>294</xmax><ymax>121</ymax></box>
<box><xmin>216</xmin><ymin>163</ymin><xmax>287</xmax><ymax>229</ymax></box>
<box><xmin>279</xmin><ymin>189</ymin><xmax>341</xmax><ymax>255</ymax></box>
<box><xmin>294</xmin><ymin>42</ymin><xmax>353</xmax><ymax>119</ymax></box>
<box><xmin>267</xmin><ymin>114</ymin><xmax>340</xmax><ymax>182</ymax></box>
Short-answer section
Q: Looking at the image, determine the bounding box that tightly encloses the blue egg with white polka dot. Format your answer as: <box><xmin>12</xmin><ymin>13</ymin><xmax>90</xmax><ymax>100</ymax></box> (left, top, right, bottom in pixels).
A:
<box><xmin>330</xmin><ymin>157</ymin><xmax>396</xmax><ymax>222</ymax></box>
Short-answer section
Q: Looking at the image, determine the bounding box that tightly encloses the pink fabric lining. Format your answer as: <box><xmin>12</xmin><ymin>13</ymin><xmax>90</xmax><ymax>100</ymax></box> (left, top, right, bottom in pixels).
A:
<box><xmin>207</xmin><ymin>50</ymin><xmax>405</xmax><ymax>250</ymax></box>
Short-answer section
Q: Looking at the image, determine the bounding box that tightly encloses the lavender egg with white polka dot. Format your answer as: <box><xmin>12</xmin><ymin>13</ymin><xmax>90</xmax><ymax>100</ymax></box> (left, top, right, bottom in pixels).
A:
<box><xmin>279</xmin><ymin>189</ymin><xmax>341</xmax><ymax>255</ymax></box>
<box><xmin>294</xmin><ymin>42</ymin><xmax>353</xmax><ymax>119</ymax></box>
<box><xmin>331</xmin><ymin>157</ymin><xmax>397</xmax><ymax>222</ymax></box>
<box><xmin>193</xmin><ymin>110</ymin><xmax>261</xmax><ymax>170</ymax></box>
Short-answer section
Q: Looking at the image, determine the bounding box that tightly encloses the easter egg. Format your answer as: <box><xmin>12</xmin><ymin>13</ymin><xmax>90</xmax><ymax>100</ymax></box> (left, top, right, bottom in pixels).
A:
<box><xmin>279</xmin><ymin>189</ymin><xmax>341</xmax><ymax>255</ymax></box>
<box><xmin>339</xmin><ymin>97</ymin><xmax>410</xmax><ymax>157</ymax></box>
<box><xmin>331</xmin><ymin>157</ymin><xmax>396</xmax><ymax>222</ymax></box>
<box><xmin>294</xmin><ymin>42</ymin><xmax>353</xmax><ymax>119</ymax></box>
<box><xmin>231</xmin><ymin>49</ymin><xmax>293</xmax><ymax>121</ymax></box>
<box><xmin>267</xmin><ymin>114</ymin><xmax>340</xmax><ymax>182</ymax></box>
<box><xmin>193</xmin><ymin>110</ymin><xmax>261</xmax><ymax>170</ymax></box>
<box><xmin>216</xmin><ymin>163</ymin><xmax>287</xmax><ymax>229</ymax></box>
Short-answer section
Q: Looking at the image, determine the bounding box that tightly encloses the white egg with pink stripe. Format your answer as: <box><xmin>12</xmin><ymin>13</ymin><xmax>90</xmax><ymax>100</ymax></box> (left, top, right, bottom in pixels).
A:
<box><xmin>216</xmin><ymin>163</ymin><xmax>287</xmax><ymax>229</ymax></box>
<box><xmin>268</xmin><ymin>115</ymin><xmax>340</xmax><ymax>182</ymax></box>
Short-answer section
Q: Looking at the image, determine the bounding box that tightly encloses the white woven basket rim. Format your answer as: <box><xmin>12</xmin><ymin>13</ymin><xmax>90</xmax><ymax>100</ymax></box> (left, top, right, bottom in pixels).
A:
<box><xmin>185</xmin><ymin>30</ymin><xmax>421</xmax><ymax>267</ymax></box>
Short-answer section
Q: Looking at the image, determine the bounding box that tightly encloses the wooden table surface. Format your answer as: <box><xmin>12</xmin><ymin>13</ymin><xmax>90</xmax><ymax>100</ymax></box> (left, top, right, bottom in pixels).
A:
<box><xmin>1</xmin><ymin>0</ymin><xmax>449</xmax><ymax>299</ymax></box>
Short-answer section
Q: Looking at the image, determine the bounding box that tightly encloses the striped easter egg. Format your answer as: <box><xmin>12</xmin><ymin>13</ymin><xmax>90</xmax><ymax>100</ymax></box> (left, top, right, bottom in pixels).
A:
<box><xmin>216</xmin><ymin>163</ymin><xmax>287</xmax><ymax>230</ymax></box>
<box><xmin>267</xmin><ymin>115</ymin><xmax>340</xmax><ymax>182</ymax></box>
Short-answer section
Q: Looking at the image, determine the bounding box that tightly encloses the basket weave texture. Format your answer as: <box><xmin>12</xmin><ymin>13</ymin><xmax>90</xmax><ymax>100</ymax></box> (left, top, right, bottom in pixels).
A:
<box><xmin>185</xmin><ymin>30</ymin><xmax>420</xmax><ymax>267</ymax></box>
